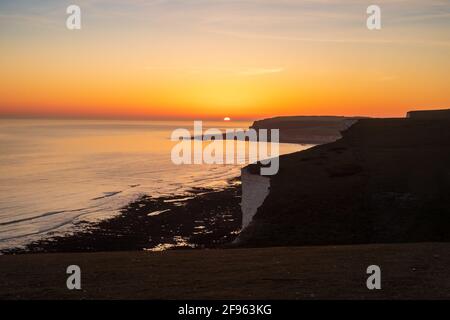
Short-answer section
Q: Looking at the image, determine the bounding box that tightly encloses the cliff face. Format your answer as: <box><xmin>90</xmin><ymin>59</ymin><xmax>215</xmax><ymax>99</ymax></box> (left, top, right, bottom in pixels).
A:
<box><xmin>238</xmin><ymin>117</ymin><xmax>450</xmax><ymax>247</ymax></box>
<box><xmin>234</xmin><ymin>168</ymin><xmax>270</xmax><ymax>244</ymax></box>
<box><xmin>251</xmin><ymin>116</ymin><xmax>364</xmax><ymax>144</ymax></box>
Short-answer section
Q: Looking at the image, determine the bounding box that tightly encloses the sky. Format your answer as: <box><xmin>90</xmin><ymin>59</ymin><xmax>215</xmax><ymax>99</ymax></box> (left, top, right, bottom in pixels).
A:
<box><xmin>0</xmin><ymin>0</ymin><xmax>449</xmax><ymax>120</ymax></box>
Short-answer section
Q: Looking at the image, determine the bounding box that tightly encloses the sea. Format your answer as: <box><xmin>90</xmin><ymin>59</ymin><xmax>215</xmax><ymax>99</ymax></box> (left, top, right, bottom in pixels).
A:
<box><xmin>0</xmin><ymin>119</ymin><xmax>311</xmax><ymax>250</ymax></box>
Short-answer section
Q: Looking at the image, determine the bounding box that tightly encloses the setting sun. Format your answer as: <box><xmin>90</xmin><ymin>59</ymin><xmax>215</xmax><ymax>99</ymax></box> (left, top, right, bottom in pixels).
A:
<box><xmin>0</xmin><ymin>1</ymin><xmax>448</xmax><ymax>119</ymax></box>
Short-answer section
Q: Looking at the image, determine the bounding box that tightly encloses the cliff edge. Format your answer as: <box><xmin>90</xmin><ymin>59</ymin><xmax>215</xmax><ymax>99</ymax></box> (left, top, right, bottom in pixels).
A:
<box><xmin>238</xmin><ymin>112</ymin><xmax>450</xmax><ymax>247</ymax></box>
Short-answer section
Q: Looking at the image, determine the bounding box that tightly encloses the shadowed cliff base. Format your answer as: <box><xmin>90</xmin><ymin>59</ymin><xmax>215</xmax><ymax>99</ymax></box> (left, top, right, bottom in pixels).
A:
<box><xmin>238</xmin><ymin>114</ymin><xmax>450</xmax><ymax>247</ymax></box>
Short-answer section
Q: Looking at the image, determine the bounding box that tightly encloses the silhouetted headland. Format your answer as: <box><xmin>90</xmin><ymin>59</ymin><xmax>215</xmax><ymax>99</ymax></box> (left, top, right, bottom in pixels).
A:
<box><xmin>238</xmin><ymin>109</ymin><xmax>450</xmax><ymax>247</ymax></box>
<box><xmin>250</xmin><ymin>115</ymin><xmax>367</xmax><ymax>144</ymax></box>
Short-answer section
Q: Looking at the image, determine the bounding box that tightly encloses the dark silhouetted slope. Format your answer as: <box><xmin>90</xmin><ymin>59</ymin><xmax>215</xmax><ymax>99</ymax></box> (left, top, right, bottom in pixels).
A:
<box><xmin>238</xmin><ymin>115</ymin><xmax>450</xmax><ymax>247</ymax></box>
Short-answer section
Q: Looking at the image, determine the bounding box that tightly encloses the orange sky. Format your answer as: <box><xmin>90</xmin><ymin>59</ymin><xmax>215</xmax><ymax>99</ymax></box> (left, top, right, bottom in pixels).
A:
<box><xmin>0</xmin><ymin>0</ymin><xmax>449</xmax><ymax>120</ymax></box>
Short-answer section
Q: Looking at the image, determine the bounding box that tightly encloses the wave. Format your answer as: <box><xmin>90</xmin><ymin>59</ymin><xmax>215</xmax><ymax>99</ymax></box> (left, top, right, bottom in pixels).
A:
<box><xmin>0</xmin><ymin>207</ymin><xmax>106</xmax><ymax>242</ymax></box>
<box><xmin>0</xmin><ymin>207</ymin><xmax>87</xmax><ymax>226</ymax></box>
<box><xmin>91</xmin><ymin>191</ymin><xmax>123</xmax><ymax>201</ymax></box>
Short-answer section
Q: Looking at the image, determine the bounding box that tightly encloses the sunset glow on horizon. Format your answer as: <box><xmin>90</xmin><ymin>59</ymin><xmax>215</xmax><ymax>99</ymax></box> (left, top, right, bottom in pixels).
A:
<box><xmin>0</xmin><ymin>0</ymin><xmax>449</xmax><ymax>120</ymax></box>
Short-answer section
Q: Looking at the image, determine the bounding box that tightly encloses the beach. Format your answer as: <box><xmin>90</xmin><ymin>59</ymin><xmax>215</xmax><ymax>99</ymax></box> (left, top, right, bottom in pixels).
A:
<box><xmin>1</xmin><ymin>243</ymin><xmax>449</xmax><ymax>299</ymax></box>
<box><xmin>2</xmin><ymin>183</ymin><xmax>242</xmax><ymax>254</ymax></box>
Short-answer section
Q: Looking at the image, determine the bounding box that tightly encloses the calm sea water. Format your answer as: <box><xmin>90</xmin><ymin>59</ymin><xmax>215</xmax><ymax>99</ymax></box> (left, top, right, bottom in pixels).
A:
<box><xmin>0</xmin><ymin>119</ymin><xmax>311</xmax><ymax>250</ymax></box>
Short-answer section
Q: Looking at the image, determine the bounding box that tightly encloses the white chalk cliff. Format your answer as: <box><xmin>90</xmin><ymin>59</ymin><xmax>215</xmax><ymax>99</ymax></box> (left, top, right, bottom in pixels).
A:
<box><xmin>234</xmin><ymin>167</ymin><xmax>270</xmax><ymax>243</ymax></box>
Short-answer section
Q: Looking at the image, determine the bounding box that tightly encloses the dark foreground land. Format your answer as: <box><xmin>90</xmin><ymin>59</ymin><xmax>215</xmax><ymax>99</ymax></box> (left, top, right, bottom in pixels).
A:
<box><xmin>1</xmin><ymin>243</ymin><xmax>449</xmax><ymax>299</ymax></box>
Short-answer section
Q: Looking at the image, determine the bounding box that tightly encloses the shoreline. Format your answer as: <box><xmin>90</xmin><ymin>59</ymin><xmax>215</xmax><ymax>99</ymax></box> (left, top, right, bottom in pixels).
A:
<box><xmin>2</xmin><ymin>180</ymin><xmax>242</xmax><ymax>254</ymax></box>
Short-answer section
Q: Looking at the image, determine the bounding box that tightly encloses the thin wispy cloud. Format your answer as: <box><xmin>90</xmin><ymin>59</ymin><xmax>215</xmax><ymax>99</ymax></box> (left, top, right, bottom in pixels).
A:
<box><xmin>206</xmin><ymin>28</ymin><xmax>450</xmax><ymax>47</ymax></box>
<box><xmin>2</xmin><ymin>0</ymin><xmax>449</xmax><ymax>40</ymax></box>
<box><xmin>237</xmin><ymin>68</ymin><xmax>284</xmax><ymax>76</ymax></box>
<box><xmin>145</xmin><ymin>66</ymin><xmax>285</xmax><ymax>77</ymax></box>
